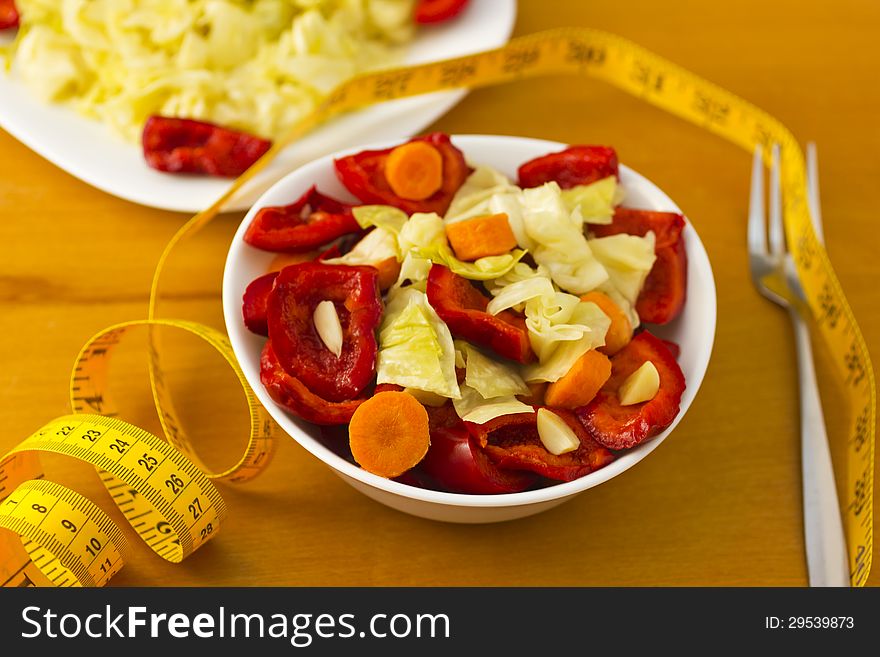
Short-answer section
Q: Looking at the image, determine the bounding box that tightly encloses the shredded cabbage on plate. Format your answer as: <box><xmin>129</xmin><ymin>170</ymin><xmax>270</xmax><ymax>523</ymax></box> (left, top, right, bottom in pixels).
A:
<box><xmin>5</xmin><ymin>0</ymin><xmax>416</xmax><ymax>141</ymax></box>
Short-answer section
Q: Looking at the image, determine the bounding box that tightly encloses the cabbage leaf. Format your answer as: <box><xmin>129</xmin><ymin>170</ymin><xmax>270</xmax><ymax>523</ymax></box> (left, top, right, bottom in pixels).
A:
<box><xmin>459</xmin><ymin>342</ymin><xmax>530</xmax><ymax>399</ymax></box>
<box><xmin>452</xmin><ymin>385</ymin><xmax>534</xmax><ymax>425</ymax></box>
<box><xmin>523</xmin><ymin>301</ymin><xmax>611</xmax><ymax>382</ymax></box>
<box><xmin>559</xmin><ymin>176</ymin><xmax>619</xmax><ymax>225</ymax></box>
<box><xmin>587</xmin><ymin>231</ymin><xmax>657</xmax><ymax>308</ymax></box>
<box><xmin>376</xmin><ymin>288</ymin><xmax>460</xmax><ymax>399</ymax></box>
<box><xmin>352</xmin><ymin>205</ymin><xmax>408</xmax><ymax>234</ymax></box>
<box><xmin>520</xmin><ymin>182</ymin><xmax>609</xmax><ymax>294</ymax></box>
<box><xmin>323</xmin><ymin>226</ymin><xmax>400</xmax><ymax>267</ymax></box>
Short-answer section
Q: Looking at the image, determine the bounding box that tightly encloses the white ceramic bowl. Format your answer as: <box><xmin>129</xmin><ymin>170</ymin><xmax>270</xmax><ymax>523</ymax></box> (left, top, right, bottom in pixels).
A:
<box><xmin>223</xmin><ymin>135</ymin><xmax>717</xmax><ymax>523</ymax></box>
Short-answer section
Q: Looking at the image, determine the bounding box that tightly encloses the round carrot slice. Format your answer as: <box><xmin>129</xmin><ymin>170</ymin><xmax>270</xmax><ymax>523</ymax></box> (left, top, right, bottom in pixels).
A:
<box><xmin>384</xmin><ymin>141</ymin><xmax>444</xmax><ymax>201</ymax></box>
<box><xmin>349</xmin><ymin>391</ymin><xmax>431</xmax><ymax>478</ymax></box>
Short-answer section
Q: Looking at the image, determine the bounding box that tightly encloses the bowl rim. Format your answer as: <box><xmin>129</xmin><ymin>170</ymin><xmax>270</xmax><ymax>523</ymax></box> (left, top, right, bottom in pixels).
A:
<box><xmin>222</xmin><ymin>134</ymin><xmax>717</xmax><ymax>508</ymax></box>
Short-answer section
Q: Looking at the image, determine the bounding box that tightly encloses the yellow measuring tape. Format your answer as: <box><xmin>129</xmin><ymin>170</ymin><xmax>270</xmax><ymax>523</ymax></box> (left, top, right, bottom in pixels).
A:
<box><xmin>0</xmin><ymin>27</ymin><xmax>873</xmax><ymax>587</ymax></box>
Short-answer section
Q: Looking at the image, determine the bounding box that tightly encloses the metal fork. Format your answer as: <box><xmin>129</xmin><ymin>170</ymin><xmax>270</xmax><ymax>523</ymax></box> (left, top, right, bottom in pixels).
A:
<box><xmin>748</xmin><ymin>143</ymin><xmax>849</xmax><ymax>587</ymax></box>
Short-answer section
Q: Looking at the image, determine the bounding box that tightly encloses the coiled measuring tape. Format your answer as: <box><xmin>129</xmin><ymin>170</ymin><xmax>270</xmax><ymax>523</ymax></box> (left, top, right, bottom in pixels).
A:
<box><xmin>0</xmin><ymin>27</ymin><xmax>873</xmax><ymax>586</ymax></box>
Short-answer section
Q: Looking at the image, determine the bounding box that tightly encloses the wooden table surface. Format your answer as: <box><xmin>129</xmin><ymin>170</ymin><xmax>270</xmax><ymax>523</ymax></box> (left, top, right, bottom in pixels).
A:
<box><xmin>1</xmin><ymin>0</ymin><xmax>878</xmax><ymax>587</ymax></box>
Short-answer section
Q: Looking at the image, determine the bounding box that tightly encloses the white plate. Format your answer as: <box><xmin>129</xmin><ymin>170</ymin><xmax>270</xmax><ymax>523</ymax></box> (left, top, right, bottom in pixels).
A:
<box><xmin>0</xmin><ymin>0</ymin><xmax>515</xmax><ymax>213</ymax></box>
<box><xmin>222</xmin><ymin>135</ymin><xmax>718</xmax><ymax>523</ymax></box>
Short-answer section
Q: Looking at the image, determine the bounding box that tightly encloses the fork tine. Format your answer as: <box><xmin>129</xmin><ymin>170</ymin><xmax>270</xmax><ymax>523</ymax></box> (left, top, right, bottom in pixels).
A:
<box><xmin>748</xmin><ymin>145</ymin><xmax>767</xmax><ymax>255</ymax></box>
<box><xmin>769</xmin><ymin>143</ymin><xmax>784</xmax><ymax>256</ymax></box>
<box><xmin>806</xmin><ymin>142</ymin><xmax>825</xmax><ymax>245</ymax></box>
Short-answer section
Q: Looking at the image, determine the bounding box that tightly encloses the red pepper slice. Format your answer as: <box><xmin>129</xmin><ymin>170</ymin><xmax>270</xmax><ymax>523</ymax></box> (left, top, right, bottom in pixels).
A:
<box><xmin>267</xmin><ymin>263</ymin><xmax>382</xmax><ymax>402</ymax></box>
<box><xmin>593</xmin><ymin>207</ymin><xmax>684</xmax><ymax>248</ymax></box>
<box><xmin>467</xmin><ymin>410</ymin><xmax>616</xmax><ymax>482</ymax></box>
<box><xmin>517</xmin><ymin>145</ymin><xmax>619</xmax><ymax>189</ymax></box>
<box><xmin>426</xmin><ymin>264</ymin><xmax>534</xmax><ymax>363</ymax></box>
<box><xmin>637</xmin><ymin>240</ymin><xmax>687</xmax><ymax>324</ymax></box>
<box><xmin>242</xmin><ymin>271</ymin><xmax>278</xmax><ymax>336</ymax></box>
<box><xmin>414</xmin><ymin>0</ymin><xmax>469</xmax><ymax>24</ymax></box>
<box><xmin>420</xmin><ymin>404</ymin><xmax>535</xmax><ymax>494</ymax></box>
<box><xmin>261</xmin><ymin>343</ymin><xmax>366</xmax><ymax>425</ymax></box>
<box><xmin>334</xmin><ymin>133</ymin><xmax>469</xmax><ymax>215</ymax></box>
<box><xmin>244</xmin><ymin>186</ymin><xmax>361</xmax><ymax>253</ymax></box>
<box><xmin>591</xmin><ymin>208</ymin><xmax>688</xmax><ymax>324</ymax></box>
<box><xmin>142</xmin><ymin>116</ymin><xmax>271</xmax><ymax>178</ymax></box>
<box><xmin>577</xmin><ymin>331</ymin><xmax>686</xmax><ymax>450</ymax></box>
<box><xmin>0</xmin><ymin>0</ymin><xmax>19</xmax><ymax>29</ymax></box>
<box><xmin>659</xmin><ymin>338</ymin><xmax>681</xmax><ymax>360</ymax></box>
<box><xmin>244</xmin><ymin>244</ymin><xmax>372</xmax><ymax>336</ymax></box>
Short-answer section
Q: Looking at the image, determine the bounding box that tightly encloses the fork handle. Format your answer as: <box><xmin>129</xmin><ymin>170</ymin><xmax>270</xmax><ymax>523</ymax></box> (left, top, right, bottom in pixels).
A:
<box><xmin>789</xmin><ymin>309</ymin><xmax>850</xmax><ymax>586</ymax></box>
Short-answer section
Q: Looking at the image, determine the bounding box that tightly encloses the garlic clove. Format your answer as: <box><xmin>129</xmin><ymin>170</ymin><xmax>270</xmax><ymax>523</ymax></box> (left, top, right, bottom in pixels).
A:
<box><xmin>313</xmin><ymin>300</ymin><xmax>343</xmax><ymax>358</ymax></box>
<box><xmin>618</xmin><ymin>361</ymin><xmax>660</xmax><ymax>406</ymax></box>
<box><xmin>536</xmin><ymin>408</ymin><xmax>581</xmax><ymax>456</ymax></box>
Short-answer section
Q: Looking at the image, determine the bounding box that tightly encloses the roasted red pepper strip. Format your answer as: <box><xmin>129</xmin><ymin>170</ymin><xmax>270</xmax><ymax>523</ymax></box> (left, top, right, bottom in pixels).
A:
<box><xmin>595</xmin><ymin>207</ymin><xmax>685</xmax><ymax>248</ymax></box>
<box><xmin>467</xmin><ymin>409</ymin><xmax>616</xmax><ymax>482</ymax></box>
<box><xmin>142</xmin><ymin>116</ymin><xmax>271</xmax><ymax>178</ymax></box>
<box><xmin>637</xmin><ymin>238</ymin><xmax>687</xmax><ymax>324</ymax></box>
<box><xmin>592</xmin><ymin>208</ymin><xmax>688</xmax><ymax>324</ymax></box>
<box><xmin>242</xmin><ymin>272</ymin><xmax>278</xmax><ymax>337</ymax></box>
<box><xmin>246</xmin><ymin>245</ymin><xmax>361</xmax><ymax>335</ymax></box>
<box><xmin>577</xmin><ymin>331</ymin><xmax>686</xmax><ymax>450</ymax></box>
<box><xmin>517</xmin><ymin>145</ymin><xmax>619</xmax><ymax>189</ymax></box>
<box><xmin>426</xmin><ymin>264</ymin><xmax>534</xmax><ymax>363</ymax></box>
<box><xmin>420</xmin><ymin>404</ymin><xmax>534</xmax><ymax>494</ymax></box>
<box><xmin>0</xmin><ymin>0</ymin><xmax>19</xmax><ymax>29</ymax></box>
<box><xmin>334</xmin><ymin>133</ymin><xmax>469</xmax><ymax>215</ymax></box>
<box><xmin>414</xmin><ymin>0</ymin><xmax>469</xmax><ymax>24</ymax></box>
<box><xmin>261</xmin><ymin>343</ymin><xmax>366</xmax><ymax>425</ymax></box>
<box><xmin>659</xmin><ymin>338</ymin><xmax>681</xmax><ymax>360</ymax></box>
<box><xmin>267</xmin><ymin>263</ymin><xmax>382</xmax><ymax>402</ymax></box>
<box><xmin>374</xmin><ymin>383</ymin><xmax>405</xmax><ymax>394</ymax></box>
<box><xmin>244</xmin><ymin>186</ymin><xmax>361</xmax><ymax>253</ymax></box>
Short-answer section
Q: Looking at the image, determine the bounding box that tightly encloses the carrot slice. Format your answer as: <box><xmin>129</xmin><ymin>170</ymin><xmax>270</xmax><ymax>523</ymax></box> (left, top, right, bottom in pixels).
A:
<box><xmin>445</xmin><ymin>213</ymin><xmax>518</xmax><ymax>261</ymax></box>
<box><xmin>373</xmin><ymin>256</ymin><xmax>402</xmax><ymax>291</ymax></box>
<box><xmin>544</xmin><ymin>349</ymin><xmax>612</xmax><ymax>409</ymax></box>
<box><xmin>349</xmin><ymin>391</ymin><xmax>431</xmax><ymax>478</ymax></box>
<box><xmin>384</xmin><ymin>141</ymin><xmax>444</xmax><ymax>201</ymax></box>
<box><xmin>580</xmin><ymin>291</ymin><xmax>633</xmax><ymax>356</ymax></box>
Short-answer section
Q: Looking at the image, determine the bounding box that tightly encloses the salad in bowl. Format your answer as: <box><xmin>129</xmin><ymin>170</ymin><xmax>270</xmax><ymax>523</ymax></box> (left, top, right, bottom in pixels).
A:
<box><xmin>223</xmin><ymin>133</ymin><xmax>715</xmax><ymax>522</ymax></box>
